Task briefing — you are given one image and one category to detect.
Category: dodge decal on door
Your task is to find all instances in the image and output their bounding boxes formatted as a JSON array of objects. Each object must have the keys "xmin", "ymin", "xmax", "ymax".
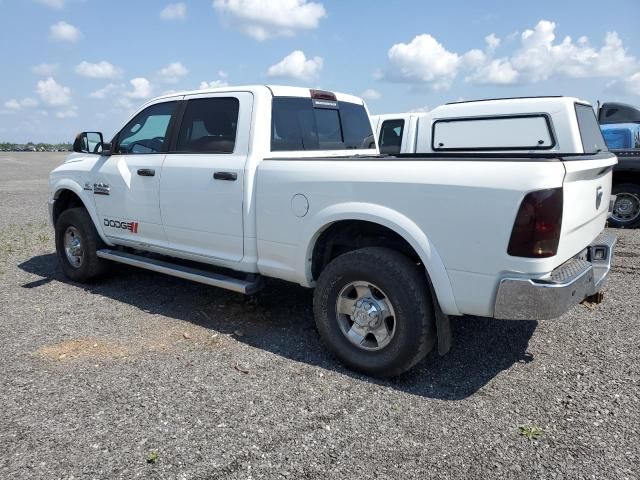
[{"xmin": 103, "ymin": 218, "xmax": 139, "ymax": 233}]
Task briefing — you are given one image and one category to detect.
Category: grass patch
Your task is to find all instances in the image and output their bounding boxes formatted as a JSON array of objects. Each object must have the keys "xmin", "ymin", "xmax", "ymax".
[{"xmin": 518, "ymin": 425, "xmax": 544, "ymax": 441}]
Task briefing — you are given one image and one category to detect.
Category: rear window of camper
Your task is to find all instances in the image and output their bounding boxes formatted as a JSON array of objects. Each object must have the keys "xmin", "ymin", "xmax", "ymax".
[{"xmin": 432, "ymin": 114, "xmax": 555, "ymax": 151}]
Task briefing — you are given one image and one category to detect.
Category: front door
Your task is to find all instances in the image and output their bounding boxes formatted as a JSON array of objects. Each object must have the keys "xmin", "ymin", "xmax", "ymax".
[
  {"xmin": 159, "ymin": 92, "xmax": 252, "ymax": 262},
  {"xmin": 93, "ymin": 100, "xmax": 179, "ymax": 247}
]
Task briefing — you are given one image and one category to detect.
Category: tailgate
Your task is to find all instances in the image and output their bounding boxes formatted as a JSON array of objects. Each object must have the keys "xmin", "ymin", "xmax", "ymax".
[{"xmin": 558, "ymin": 153, "xmax": 617, "ymax": 261}]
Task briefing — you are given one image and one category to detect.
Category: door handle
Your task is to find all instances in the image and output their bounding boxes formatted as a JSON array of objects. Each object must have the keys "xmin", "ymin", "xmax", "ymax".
[
  {"xmin": 213, "ymin": 171, "xmax": 237, "ymax": 181},
  {"xmin": 137, "ymin": 168, "xmax": 155, "ymax": 177}
]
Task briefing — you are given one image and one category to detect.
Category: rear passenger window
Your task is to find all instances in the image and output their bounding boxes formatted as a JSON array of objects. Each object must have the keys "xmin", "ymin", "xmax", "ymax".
[
  {"xmin": 271, "ymin": 97, "xmax": 374, "ymax": 151},
  {"xmin": 176, "ymin": 97, "xmax": 239, "ymax": 153},
  {"xmin": 432, "ymin": 115, "xmax": 555, "ymax": 151},
  {"xmin": 379, "ymin": 119, "xmax": 404, "ymax": 154},
  {"xmin": 575, "ymin": 104, "xmax": 607, "ymax": 153}
]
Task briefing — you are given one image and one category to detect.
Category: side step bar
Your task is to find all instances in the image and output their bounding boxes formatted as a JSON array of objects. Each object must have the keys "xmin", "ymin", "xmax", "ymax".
[{"xmin": 96, "ymin": 249, "xmax": 263, "ymax": 295}]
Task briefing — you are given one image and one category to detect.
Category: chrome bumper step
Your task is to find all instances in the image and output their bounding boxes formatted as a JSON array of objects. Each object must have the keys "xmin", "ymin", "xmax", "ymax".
[
  {"xmin": 96, "ymin": 249, "xmax": 263, "ymax": 295},
  {"xmin": 493, "ymin": 231, "xmax": 617, "ymax": 320}
]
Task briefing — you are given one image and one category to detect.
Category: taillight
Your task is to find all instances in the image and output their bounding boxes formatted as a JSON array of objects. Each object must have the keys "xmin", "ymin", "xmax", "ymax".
[{"xmin": 508, "ymin": 188, "xmax": 563, "ymax": 258}]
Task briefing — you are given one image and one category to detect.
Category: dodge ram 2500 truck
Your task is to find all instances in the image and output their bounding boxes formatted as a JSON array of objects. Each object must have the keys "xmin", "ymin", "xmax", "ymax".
[{"xmin": 49, "ymin": 88, "xmax": 617, "ymax": 377}]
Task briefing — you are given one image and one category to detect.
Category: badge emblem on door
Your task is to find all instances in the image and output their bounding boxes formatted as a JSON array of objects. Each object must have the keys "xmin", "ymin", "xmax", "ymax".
[{"xmin": 596, "ymin": 186, "xmax": 603, "ymax": 210}]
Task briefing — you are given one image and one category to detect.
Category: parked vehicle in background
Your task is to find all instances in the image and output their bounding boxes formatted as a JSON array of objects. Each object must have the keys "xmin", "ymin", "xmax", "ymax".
[
  {"xmin": 49, "ymin": 89, "xmax": 616, "ymax": 377},
  {"xmin": 371, "ymin": 96, "xmax": 606, "ymax": 155},
  {"xmin": 598, "ymin": 102, "xmax": 640, "ymax": 228}
]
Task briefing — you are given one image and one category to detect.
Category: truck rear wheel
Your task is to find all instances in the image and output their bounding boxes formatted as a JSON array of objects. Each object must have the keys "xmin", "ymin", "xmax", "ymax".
[
  {"xmin": 610, "ymin": 183, "xmax": 640, "ymax": 228},
  {"xmin": 313, "ymin": 247, "xmax": 435, "ymax": 378},
  {"xmin": 55, "ymin": 207, "xmax": 109, "ymax": 282}
]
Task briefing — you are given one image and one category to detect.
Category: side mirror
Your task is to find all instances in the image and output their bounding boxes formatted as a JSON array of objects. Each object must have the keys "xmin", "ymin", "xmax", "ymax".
[{"xmin": 73, "ymin": 132, "xmax": 110, "ymax": 155}]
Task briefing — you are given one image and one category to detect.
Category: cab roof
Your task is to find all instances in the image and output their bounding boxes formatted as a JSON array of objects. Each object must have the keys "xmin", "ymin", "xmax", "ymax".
[{"xmin": 150, "ymin": 85, "xmax": 364, "ymax": 105}]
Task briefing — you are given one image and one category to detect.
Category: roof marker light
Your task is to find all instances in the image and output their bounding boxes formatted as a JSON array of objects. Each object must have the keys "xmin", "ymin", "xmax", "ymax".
[{"xmin": 310, "ymin": 89, "xmax": 337, "ymax": 101}]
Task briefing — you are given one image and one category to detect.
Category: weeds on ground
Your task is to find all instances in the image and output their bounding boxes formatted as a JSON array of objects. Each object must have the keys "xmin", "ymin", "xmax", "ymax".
[{"xmin": 518, "ymin": 425, "xmax": 544, "ymax": 441}]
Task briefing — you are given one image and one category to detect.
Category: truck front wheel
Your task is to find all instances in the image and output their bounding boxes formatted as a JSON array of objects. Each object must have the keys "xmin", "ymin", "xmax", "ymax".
[
  {"xmin": 55, "ymin": 207, "xmax": 109, "ymax": 282},
  {"xmin": 610, "ymin": 183, "xmax": 640, "ymax": 228},
  {"xmin": 313, "ymin": 247, "xmax": 435, "ymax": 378}
]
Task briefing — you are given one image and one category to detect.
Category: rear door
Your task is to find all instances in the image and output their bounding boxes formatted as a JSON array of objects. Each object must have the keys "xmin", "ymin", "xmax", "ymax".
[
  {"xmin": 93, "ymin": 99, "xmax": 179, "ymax": 247},
  {"xmin": 159, "ymin": 92, "xmax": 252, "ymax": 262},
  {"xmin": 559, "ymin": 103, "xmax": 616, "ymax": 259}
]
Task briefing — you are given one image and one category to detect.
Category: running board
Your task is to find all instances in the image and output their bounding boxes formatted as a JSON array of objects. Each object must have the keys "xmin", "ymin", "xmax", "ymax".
[{"xmin": 96, "ymin": 249, "xmax": 263, "ymax": 295}]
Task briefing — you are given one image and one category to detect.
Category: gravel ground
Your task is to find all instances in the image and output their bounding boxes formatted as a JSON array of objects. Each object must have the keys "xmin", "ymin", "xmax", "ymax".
[{"xmin": 0, "ymin": 152, "xmax": 638, "ymax": 479}]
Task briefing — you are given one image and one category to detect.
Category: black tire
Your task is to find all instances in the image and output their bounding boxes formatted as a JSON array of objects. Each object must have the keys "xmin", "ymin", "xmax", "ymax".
[
  {"xmin": 55, "ymin": 207, "xmax": 109, "ymax": 282},
  {"xmin": 313, "ymin": 247, "xmax": 435, "ymax": 378},
  {"xmin": 609, "ymin": 183, "xmax": 640, "ymax": 228}
]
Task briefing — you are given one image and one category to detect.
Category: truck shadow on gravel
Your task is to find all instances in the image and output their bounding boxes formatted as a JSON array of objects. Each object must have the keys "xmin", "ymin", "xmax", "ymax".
[{"xmin": 20, "ymin": 253, "xmax": 536, "ymax": 400}]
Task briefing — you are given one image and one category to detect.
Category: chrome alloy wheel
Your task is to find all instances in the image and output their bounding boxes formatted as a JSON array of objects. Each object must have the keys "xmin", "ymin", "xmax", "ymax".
[
  {"xmin": 335, "ymin": 281, "xmax": 396, "ymax": 351},
  {"xmin": 63, "ymin": 226, "xmax": 84, "ymax": 268}
]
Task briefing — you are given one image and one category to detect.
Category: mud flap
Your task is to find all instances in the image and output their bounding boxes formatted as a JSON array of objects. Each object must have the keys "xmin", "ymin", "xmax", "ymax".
[{"xmin": 426, "ymin": 273, "xmax": 452, "ymax": 355}]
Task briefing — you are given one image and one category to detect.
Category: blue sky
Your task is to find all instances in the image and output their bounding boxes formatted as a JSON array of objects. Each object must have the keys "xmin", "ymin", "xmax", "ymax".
[{"xmin": 1, "ymin": 0, "xmax": 639, "ymax": 143}]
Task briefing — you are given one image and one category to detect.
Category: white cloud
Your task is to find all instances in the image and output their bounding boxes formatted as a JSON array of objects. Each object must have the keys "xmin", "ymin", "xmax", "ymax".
[
  {"xmin": 126, "ymin": 78, "xmax": 153, "ymax": 99},
  {"xmin": 36, "ymin": 77, "xmax": 72, "ymax": 106},
  {"xmin": 89, "ymin": 83, "xmax": 122, "ymax": 99},
  {"xmin": 32, "ymin": 63, "xmax": 59, "ymax": 76},
  {"xmin": 35, "ymin": 0, "xmax": 64, "ymax": 9},
  {"xmin": 218, "ymin": 70, "xmax": 228, "ymax": 78},
  {"xmin": 56, "ymin": 106, "xmax": 78, "ymax": 118},
  {"xmin": 383, "ymin": 34, "xmax": 460, "ymax": 90},
  {"xmin": 49, "ymin": 21, "xmax": 81, "ymax": 43},
  {"xmin": 381, "ymin": 20, "xmax": 640, "ymax": 89},
  {"xmin": 158, "ymin": 62, "xmax": 188, "ymax": 83},
  {"xmin": 0, "ymin": 98, "xmax": 37, "ymax": 113},
  {"xmin": 213, "ymin": 0, "xmax": 326, "ymax": 40},
  {"xmin": 4, "ymin": 99, "xmax": 21, "ymax": 110},
  {"xmin": 21, "ymin": 98, "xmax": 39, "ymax": 108},
  {"xmin": 466, "ymin": 58, "xmax": 519, "ymax": 85},
  {"xmin": 199, "ymin": 80, "xmax": 229, "ymax": 89},
  {"xmin": 267, "ymin": 50, "xmax": 323, "ymax": 81},
  {"xmin": 627, "ymin": 72, "xmax": 640, "ymax": 96},
  {"xmin": 160, "ymin": 2, "xmax": 187, "ymax": 20},
  {"xmin": 408, "ymin": 105, "xmax": 430, "ymax": 113},
  {"xmin": 75, "ymin": 61, "xmax": 122, "ymax": 79},
  {"xmin": 485, "ymin": 33, "xmax": 501, "ymax": 52},
  {"xmin": 510, "ymin": 21, "xmax": 638, "ymax": 82},
  {"xmin": 361, "ymin": 89, "xmax": 381, "ymax": 100}
]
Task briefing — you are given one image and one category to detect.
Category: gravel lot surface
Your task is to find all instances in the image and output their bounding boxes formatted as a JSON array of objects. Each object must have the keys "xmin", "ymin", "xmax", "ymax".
[{"xmin": 0, "ymin": 153, "xmax": 639, "ymax": 479}]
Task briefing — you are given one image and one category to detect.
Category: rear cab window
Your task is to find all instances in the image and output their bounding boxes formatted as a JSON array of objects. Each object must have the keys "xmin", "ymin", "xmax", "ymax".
[
  {"xmin": 271, "ymin": 96, "xmax": 374, "ymax": 152},
  {"xmin": 575, "ymin": 103, "xmax": 608, "ymax": 153}
]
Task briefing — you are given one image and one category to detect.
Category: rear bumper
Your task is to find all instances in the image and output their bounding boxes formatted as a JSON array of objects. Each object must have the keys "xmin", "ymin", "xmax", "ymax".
[{"xmin": 494, "ymin": 231, "xmax": 617, "ymax": 320}]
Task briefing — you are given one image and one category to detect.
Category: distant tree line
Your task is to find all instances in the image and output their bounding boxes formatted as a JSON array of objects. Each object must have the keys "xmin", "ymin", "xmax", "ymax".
[{"xmin": 0, "ymin": 141, "xmax": 72, "ymax": 151}]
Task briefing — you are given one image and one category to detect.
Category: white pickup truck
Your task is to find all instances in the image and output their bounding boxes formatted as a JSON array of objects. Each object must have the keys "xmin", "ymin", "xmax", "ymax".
[{"xmin": 49, "ymin": 87, "xmax": 617, "ymax": 377}]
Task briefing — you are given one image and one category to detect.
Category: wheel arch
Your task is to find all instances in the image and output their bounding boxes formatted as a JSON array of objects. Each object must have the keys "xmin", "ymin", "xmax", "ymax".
[
  {"xmin": 300, "ymin": 203, "xmax": 460, "ymax": 316},
  {"xmin": 51, "ymin": 180, "xmax": 111, "ymax": 245}
]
